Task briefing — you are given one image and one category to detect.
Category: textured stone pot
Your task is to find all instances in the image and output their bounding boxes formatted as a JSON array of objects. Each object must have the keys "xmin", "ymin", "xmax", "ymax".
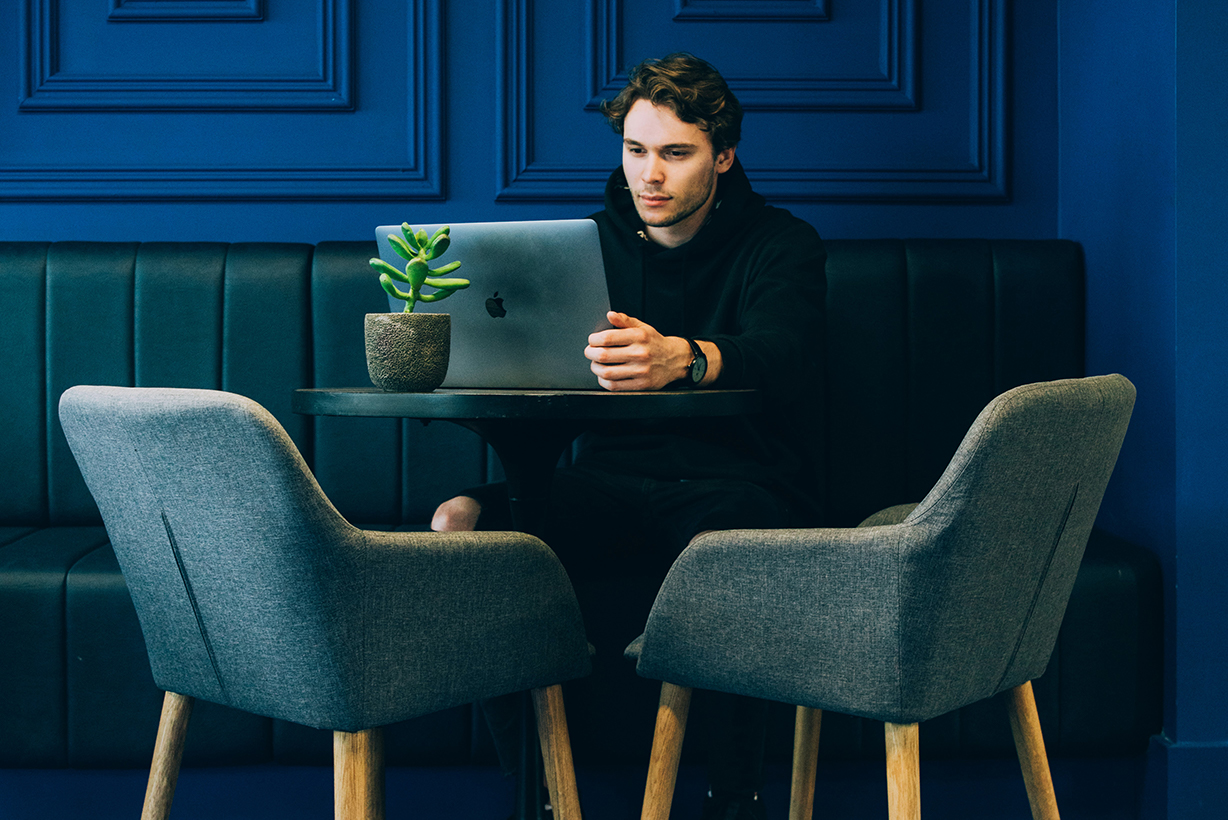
[{"xmin": 364, "ymin": 312, "xmax": 451, "ymax": 392}]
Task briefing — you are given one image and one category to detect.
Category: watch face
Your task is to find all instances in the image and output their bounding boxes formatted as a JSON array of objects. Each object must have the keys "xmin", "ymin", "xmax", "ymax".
[{"xmin": 690, "ymin": 355, "xmax": 707, "ymax": 384}]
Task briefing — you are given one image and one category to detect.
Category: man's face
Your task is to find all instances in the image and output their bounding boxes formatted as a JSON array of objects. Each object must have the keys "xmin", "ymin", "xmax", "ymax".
[{"xmin": 621, "ymin": 99, "xmax": 735, "ymax": 246}]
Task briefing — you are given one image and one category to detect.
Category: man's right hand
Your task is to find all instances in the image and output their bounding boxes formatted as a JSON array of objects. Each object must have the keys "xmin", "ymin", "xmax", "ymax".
[
  {"xmin": 586, "ymin": 311, "xmax": 721, "ymax": 391},
  {"xmin": 586, "ymin": 311, "xmax": 694, "ymax": 391}
]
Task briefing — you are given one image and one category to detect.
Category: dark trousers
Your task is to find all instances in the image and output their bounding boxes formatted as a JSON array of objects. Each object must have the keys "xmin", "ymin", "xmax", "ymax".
[{"xmin": 469, "ymin": 465, "xmax": 800, "ymax": 795}]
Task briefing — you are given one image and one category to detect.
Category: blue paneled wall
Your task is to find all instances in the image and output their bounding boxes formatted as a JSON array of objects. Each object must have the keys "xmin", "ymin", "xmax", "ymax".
[{"xmin": 0, "ymin": 0, "xmax": 1053, "ymax": 242}]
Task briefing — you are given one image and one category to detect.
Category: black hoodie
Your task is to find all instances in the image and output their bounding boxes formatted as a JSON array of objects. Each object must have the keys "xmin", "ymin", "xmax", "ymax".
[{"xmin": 577, "ymin": 158, "xmax": 827, "ymax": 522}]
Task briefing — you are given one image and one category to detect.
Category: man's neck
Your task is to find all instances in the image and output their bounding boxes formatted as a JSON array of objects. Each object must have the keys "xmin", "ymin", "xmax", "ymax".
[{"xmin": 644, "ymin": 199, "xmax": 719, "ymax": 249}]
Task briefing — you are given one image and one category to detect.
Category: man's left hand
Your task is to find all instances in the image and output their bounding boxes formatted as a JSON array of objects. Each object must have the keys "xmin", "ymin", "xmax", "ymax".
[{"xmin": 586, "ymin": 311, "xmax": 694, "ymax": 391}]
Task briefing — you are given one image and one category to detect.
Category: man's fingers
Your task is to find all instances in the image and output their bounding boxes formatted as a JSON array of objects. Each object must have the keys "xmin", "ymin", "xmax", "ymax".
[
  {"xmin": 589, "ymin": 327, "xmax": 650, "ymax": 348},
  {"xmin": 607, "ymin": 311, "xmax": 646, "ymax": 328},
  {"xmin": 589, "ymin": 313, "xmax": 658, "ymax": 347},
  {"xmin": 585, "ymin": 312, "xmax": 672, "ymax": 391}
]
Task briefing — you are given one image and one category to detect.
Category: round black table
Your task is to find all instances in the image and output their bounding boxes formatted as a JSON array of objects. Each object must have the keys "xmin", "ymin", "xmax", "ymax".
[
  {"xmin": 292, "ymin": 387, "xmax": 761, "ymax": 535},
  {"xmin": 292, "ymin": 386, "xmax": 761, "ymax": 820}
]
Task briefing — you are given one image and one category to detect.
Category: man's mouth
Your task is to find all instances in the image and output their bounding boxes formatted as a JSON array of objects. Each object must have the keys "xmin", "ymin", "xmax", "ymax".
[{"xmin": 638, "ymin": 192, "xmax": 670, "ymax": 207}]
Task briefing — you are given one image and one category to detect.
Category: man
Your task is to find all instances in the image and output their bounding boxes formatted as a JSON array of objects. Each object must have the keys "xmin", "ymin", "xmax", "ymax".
[{"xmin": 434, "ymin": 53, "xmax": 826, "ymax": 820}]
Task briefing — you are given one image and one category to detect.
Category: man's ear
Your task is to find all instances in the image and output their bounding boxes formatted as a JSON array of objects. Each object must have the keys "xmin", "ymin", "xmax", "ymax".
[{"xmin": 715, "ymin": 146, "xmax": 736, "ymax": 174}]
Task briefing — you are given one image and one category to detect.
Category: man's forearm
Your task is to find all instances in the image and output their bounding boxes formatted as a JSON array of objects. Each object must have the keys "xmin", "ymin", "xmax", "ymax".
[{"xmin": 694, "ymin": 338, "xmax": 722, "ymax": 386}]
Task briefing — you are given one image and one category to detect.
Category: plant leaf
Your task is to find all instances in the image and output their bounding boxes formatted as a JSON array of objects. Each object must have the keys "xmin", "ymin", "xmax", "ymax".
[
  {"xmin": 387, "ymin": 233, "xmax": 417, "ymax": 261},
  {"xmin": 407, "ymin": 259, "xmax": 429, "ymax": 290},
  {"xmin": 426, "ymin": 235, "xmax": 450, "ymax": 261},
  {"xmin": 370, "ymin": 258, "xmax": 410, "ymax": 283},
  {"xmin": 400, "ymin": 223, "xmax": 421, "ymax": 252},
  {"xmin": 423, "ymin": 277, "xmax": 470, "ymax": 289},
  {"xmin": 379, "ymin": 274, "xmax": 412, "ymax": 302},
  {"xmin": 418, "ymin": 289, "xmax": 461, "ymax": 302}
]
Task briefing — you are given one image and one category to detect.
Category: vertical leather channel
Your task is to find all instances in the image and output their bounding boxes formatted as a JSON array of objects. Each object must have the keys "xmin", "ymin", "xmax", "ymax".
[
  {"xmin": 134, "ymin": 243, "xmax": 227, "ymax": 390},
  {"xmin": 822, "ymin": 239, "xmax": 909, "ymax": 526},
  {"xmin": 904, "ymin": 239, "xmax": 996, "ymax": 502},
  {"xmin": 221, "ymin": 243, "xmax": 314, "ymax": 458},
  {"xmin": 46, "ymin": 242, "xmax": 139, "ymax": 525},
  {"xmin": 0, "ymin": 242, "xmax": 51, "ymax": 525}
]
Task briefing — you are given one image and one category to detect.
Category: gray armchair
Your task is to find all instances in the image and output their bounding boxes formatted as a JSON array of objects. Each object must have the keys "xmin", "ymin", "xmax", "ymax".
[
  {"xmin": 627, "ymin": 374, "xmax": 1136, "ymax": 820},
  {"xmin": 59, "ymin": 386, "xmax": 592, "ymax": 820}
]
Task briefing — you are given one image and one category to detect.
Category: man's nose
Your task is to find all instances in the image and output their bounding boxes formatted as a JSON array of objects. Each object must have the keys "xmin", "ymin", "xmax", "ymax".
[{"xmin": 641, "ymin": 154, "xmax": 665, "ymax": 183}]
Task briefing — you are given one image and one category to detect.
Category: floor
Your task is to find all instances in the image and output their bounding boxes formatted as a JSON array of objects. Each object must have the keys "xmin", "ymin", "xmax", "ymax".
[{"xmin": 0, "ymin": 756, "xmax": 1147, "ymax": 819}]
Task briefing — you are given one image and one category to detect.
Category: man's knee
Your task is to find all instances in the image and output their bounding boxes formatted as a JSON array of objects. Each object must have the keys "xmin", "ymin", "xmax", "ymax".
[{"xmin": 431, "ymin": 495, "xmax": 482, "ymax": 532}]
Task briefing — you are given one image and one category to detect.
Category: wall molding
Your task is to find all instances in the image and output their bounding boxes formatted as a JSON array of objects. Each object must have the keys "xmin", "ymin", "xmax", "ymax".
[
  {"xmin": 2, "ymin": 0, "xmax": 444, "ymax": 201},
  {"xmin": 587, "ymin": 0, "xmax": 915, "ymax": 112},
  {"xmin": 20, "ymin": 0, "xmax": 350, "ymax": 110},
  {"xmin": 108, "ymin": 0, "xmax": 265, "ymax": 22},
  {"xmin": 672, "ymin": 0, "xmax": 829, "ymax": 22},
  {"xmin": 498, "ymin": 0, "xmax": 1006, "ymax": 203}
]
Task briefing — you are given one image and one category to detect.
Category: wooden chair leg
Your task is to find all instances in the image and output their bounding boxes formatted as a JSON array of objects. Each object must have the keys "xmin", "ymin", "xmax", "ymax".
[
  {"xmin": 789, "ymin": 706, "xmax": 823, "ymax": 820},
  {"xmin": 884, "ymin": 722, "xmax": 920, "ymax": 820},
  {"xmin": 1007, "ymin": 681, "xmax": 1061, "ymax": 820},
  {"xmin": 641, "ymin": 682, "xmax": 692, "ymax": 820},
  {"xmin": 141, "ymin": 691, "xmax": 194, "ymax": 820},
  {"xmin": 533, "ymin": 684, "xmax": 582, "ymax": 820},
  {"xmin": 334, "ymin": 727, "xmax": 385, "ymax": 820}
]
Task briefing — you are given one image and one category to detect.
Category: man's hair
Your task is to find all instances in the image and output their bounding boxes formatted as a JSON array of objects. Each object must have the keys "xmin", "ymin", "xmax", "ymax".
[{"xmin": 601, "ymin": 53, "xmax": 743, "ymax": 154}]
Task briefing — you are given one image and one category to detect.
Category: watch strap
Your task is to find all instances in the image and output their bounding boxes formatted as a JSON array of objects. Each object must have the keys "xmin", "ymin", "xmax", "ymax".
[{"xmin": 684, "ymin": 337, "xmax": 706, "ymax": 387}]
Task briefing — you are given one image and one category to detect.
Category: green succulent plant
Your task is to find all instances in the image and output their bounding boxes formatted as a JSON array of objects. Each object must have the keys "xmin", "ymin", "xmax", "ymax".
[{"xmin": 370, "ymin": 223, "xmax": 469, "ymax": 313}]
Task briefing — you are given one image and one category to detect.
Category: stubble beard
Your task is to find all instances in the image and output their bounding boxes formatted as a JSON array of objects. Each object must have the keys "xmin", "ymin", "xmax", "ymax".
[{"xmin": 632, "ymin": 167, "xmax": 718, "ymax": 230}]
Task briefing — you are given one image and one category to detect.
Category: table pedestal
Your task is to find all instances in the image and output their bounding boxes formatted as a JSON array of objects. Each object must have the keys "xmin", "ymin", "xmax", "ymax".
[{"xmin": 448, "ymin": 418, "xmax": 584, "ymax": 537}]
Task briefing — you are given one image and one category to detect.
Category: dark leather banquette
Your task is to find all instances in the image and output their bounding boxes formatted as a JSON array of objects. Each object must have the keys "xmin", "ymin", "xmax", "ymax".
[{"xmin": 0, "ymin": 239, "xmax": 1160, "ymax": 770}]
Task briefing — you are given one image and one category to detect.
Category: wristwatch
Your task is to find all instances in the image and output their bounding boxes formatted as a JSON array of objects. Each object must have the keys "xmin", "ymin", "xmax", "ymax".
[{"xmin": 683, "ymin": 338, "xmax": 707, "ymax": 387}]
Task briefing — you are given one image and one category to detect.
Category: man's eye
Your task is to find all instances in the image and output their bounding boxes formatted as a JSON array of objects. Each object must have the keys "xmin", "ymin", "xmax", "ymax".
[{"xmin": 668, "ymin": 151, "xmax": 691, "ymax": 159}]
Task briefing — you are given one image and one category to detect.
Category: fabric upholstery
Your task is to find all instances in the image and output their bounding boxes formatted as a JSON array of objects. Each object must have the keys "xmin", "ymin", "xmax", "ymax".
[
  {"xmin": 633, "ymin": 375, "xmax": 1136, "ymax": 725},
  {"xmin": 58, "ymin": 385, "xmax": 591, "ymax": 733}
]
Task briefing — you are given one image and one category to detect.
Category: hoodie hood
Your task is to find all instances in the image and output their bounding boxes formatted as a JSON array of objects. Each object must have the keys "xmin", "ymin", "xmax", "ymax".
[{"xmin": 591, "ymin": 157, "xmax": 773, "ymax": 332}]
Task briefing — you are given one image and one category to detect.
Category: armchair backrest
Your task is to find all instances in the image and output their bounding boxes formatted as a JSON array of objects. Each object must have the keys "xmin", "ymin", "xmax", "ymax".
[
  {"xmin": 59, "ymin": 384, "xmax": 592, "ymax": 731},
  {"xmin": 58, "ymin": 386, "xmax": 360, "ymax": 721},
  {"xmin": 634, "ymin": 375, "xmax": 1136, "ymax": 725},
  {"xmin": 895, "ymin": 374, "xmax": 1135, "ymax": 715}
]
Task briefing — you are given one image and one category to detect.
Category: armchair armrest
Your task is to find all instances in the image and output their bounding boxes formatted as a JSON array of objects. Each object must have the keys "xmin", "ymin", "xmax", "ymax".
[
  {"xmin": 634, "ymin": 525, "xmax": 910, "ymax": 719},
  {"xmin": 321, "ymin": 528, "xmax": 592, "ymax": 728}
]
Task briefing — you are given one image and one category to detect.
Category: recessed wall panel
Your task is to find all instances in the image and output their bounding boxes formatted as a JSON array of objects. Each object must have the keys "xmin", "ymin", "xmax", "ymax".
[
  {"xmin": 593, "ymin": 0, "xmax": 915, "ymax": 111},
  {"xmin": 23, "ymin": 0, "xmax": 348, "ymax": 110},
  {"xmin": 500, "ymin": 0, "xmax": 1006, "ymax": 202},
  {"xmin": 5, "ymin": 0, "xmax": 443, "ymax": 201},
  {"xmin": 673, "ymin": 0, "xmax": 830, "ymax": 22},
  {"xmin": 108, "ymin": 0, "xmax": 265, "ymax": 22}
]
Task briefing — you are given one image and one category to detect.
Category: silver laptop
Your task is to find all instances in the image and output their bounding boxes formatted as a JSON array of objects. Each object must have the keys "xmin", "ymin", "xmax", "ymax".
[{"xmin": 375, "ymin": 219, "xmax": 612, "ymax": 389}]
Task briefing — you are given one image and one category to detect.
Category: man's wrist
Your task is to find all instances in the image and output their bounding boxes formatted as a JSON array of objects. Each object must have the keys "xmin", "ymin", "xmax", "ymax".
[
  {"xmin": 694, "ymin": 339, "xmax": 721, "ymax": 386},
  {"xmin": 673, "ymin": 337, "xmax": 707, "ymax": 388}
]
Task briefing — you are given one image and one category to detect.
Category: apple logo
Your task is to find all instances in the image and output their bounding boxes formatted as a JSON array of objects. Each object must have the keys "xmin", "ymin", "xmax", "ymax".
[{"xmin": 485, "ymin": 291, "xmax": 507, "ymax": 318}]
